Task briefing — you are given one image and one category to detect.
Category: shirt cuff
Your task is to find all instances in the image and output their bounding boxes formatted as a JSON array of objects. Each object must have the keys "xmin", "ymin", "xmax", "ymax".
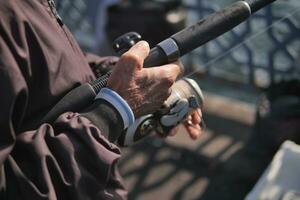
[{"xmin": 95, "ymin": 88, "xmax": 135, "ymax": 129}]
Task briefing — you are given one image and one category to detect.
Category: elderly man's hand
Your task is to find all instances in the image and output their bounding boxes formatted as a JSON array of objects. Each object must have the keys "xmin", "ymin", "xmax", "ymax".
[
  {"xmin": 107, "ymin": 41, "xmax": 182, "ymax": 118},
  {"xmin": 169, "ymin": 109, "xmax": 203, "ymax": 140}
]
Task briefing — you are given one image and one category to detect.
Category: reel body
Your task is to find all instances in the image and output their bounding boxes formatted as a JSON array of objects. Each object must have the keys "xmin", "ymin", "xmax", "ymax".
[{"xmin": 118, "ymin": 78, "xmax": 204, "ymax": 146}]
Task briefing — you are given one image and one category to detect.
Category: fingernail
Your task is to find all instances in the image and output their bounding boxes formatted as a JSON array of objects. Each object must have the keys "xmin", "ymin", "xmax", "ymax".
[
  {"xmin": 197, "ymin": 109, "xmax": 202, "ymax": 118},
  {"xmin": 186, "ymin": 120, "xmax": 193, "ymax": 126},
  {"xmin": 137, "ymin": 41, "xmax": 149, "ymax": 49}
]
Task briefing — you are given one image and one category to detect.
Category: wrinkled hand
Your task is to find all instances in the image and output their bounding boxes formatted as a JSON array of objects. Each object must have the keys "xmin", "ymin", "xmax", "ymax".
[
  {"xmin": 107, "ymin": 41, "xmax": 182, "ymax": 118},
  {"xmin": 169, "ymin": 109, "xmax": 203, "ymax": 140}
]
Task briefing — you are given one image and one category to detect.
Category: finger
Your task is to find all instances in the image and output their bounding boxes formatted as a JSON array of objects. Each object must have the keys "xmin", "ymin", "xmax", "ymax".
[
  {"xmin": 184, "ymin": 119, "xmax": 202, "ymax": 139},
  {"xmin": 194, "ymin": 109, "xmax": 206, "ymax": 129},
  {"xmin": 155, "ymin": 60, "xmax": 183, "ymax": 83},
  {"xmin": 191, "ymin": 109, "xmax": 201, "ymax": 125},
  {"xmin": 122, "ymin": 41, "xmax": 150, "ymax": 70},
  {"xmin": 171, "ymin": 60, "xmax": 184, "ymax": 75},
  {"xmin": 164, "ymin": 60, "xmax": 184, "ymax": 76},
  {"xmin": 185, "ymin": 123, "xmax": 202, "ymax": 140},
  {"xmin": 186, "ymin": 114, "xmax": 192, "ymax": 122},
  {"xmin": 169, "ymin": 125, "xmax": 180, "ymax": 136}
]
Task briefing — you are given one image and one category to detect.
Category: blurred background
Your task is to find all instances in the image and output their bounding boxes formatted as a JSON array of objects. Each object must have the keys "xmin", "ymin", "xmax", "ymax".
[{"xmin": 55, "ymin": 0, "xmax": 300, "ymax": 199}]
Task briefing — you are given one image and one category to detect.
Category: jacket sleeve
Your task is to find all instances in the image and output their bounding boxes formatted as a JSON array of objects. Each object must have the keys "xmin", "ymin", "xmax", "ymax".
[{"xmin": 0, "ymin": 6, "xmax": 127, "ymax": 200}]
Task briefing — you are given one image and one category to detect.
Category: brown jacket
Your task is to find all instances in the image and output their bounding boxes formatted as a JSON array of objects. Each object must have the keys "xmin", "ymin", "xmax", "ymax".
[{"xmin": 0, "ymin": 0, "xmax": 127, "ymax": 199}]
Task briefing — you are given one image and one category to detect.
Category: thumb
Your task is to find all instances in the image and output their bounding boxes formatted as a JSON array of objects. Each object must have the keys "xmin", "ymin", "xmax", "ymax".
[{"xmin": 121, "ymin": 41, "xmax": 150, "ymax": 71}]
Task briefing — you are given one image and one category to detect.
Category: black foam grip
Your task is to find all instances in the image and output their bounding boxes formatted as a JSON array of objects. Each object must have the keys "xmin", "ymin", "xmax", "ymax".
[
  {"xmin": 171, "ymin": 1, "xmax": 251, "ymax": 56},
  {"xmin": 143, "ymin": 47, "xmax": 168, "ymax": 68}
]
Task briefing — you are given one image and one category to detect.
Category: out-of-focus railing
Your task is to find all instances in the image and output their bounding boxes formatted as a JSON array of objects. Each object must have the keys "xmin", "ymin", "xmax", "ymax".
[
  {"xmin": 56, "ymin": 0, "xmax": 300, "ymax": 88},
  {"xmin": 55, "ymin": 0, "xmax": 95, "ymax": 50},
  {"xmin": 184, "ymin": 0, "xmax": 300, "ymax": 88}
]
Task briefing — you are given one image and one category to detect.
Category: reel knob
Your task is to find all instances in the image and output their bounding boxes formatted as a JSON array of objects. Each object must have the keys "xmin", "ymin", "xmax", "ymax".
[{"xmin": 112, "ymin": 32, "xmax": 142, "ymax": 55}]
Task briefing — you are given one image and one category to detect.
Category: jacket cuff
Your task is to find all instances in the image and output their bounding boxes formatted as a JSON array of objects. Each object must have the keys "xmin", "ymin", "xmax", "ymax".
[
  {"xmin": 95, "ymin": 88, "xmax": 135, "ymax": 129},
  {"xmin": 80, "ymin": 88, "xmax": 135, "ymax": 143},
  {"xmin": 80, "ymin": 99, "xmax": 124, "ymax": 142}
]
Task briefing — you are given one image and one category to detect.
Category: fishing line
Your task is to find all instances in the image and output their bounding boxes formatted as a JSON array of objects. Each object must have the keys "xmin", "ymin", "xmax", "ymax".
[{"xmin": 185, "ymin": 3, "xmax": 300, "ymax": 78}]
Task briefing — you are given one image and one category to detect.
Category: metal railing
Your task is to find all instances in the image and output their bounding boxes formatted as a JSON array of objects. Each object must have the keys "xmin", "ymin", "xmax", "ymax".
[{"xmin": 184, "ymin": 0, "xmax": 300, "ymax": 87}]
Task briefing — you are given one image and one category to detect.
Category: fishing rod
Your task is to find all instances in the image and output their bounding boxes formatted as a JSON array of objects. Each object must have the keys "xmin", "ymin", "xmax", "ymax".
[{"xmin": 42, "ymin": 0, "xmax": 277, "ymax": 125}]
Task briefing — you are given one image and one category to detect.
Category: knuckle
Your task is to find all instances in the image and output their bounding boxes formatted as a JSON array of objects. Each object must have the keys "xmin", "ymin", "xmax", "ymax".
[
  {"xmin": 160, "ymin": 68, "xmax": 176, "ymax": 86},
  {"xmin": 151, "ymin": 68, "xmax": 176, "ymax": 87},
  {"xmin": 121, "ymin": 53, "xmax": 141, "ymax": 65},
  {"xmin": 160, "ymin": 88, "xmax": 172, "ymax": 101},
  {"xmin": 163, "ymin": 75, "xmax": 175, "ymax": 87},
  {"xmin": 165, "ymin": 88, "xmax": 172, "ymax": 98}
]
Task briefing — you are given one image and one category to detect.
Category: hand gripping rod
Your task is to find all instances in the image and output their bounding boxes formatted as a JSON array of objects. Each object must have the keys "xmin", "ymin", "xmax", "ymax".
[{"xmin": 41, "ymin": 0, "xmax": 276, "ymax": 124}]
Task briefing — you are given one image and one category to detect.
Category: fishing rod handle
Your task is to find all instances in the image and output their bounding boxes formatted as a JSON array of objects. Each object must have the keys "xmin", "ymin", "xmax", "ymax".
[{"xmin": 143, "ymin": 0, "xmax": 276, "ymax": 67}]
